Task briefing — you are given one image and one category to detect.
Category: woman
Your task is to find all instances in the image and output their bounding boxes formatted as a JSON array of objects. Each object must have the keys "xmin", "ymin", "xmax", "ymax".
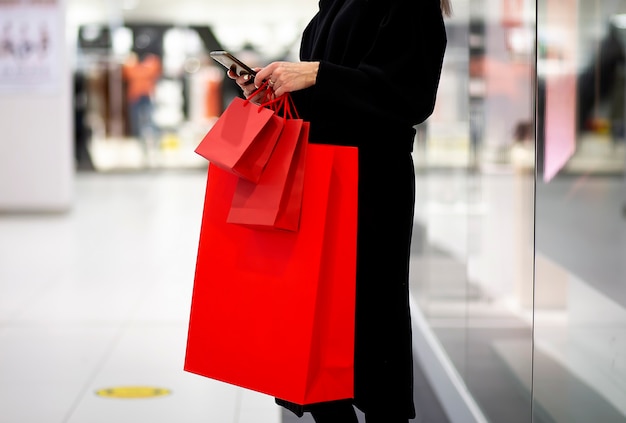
[{"xmin": 232, "ymin": 0, "xmax": 450, "ymax": 421}]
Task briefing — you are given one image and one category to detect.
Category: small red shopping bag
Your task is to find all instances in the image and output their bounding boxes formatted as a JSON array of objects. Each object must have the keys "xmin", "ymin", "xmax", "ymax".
[
  {"xmin": 185, "ymin": 143, "xmax": 358, "ymax": 405},
  {"xmin": 227, "ymin": 95, "xmax": 309, "ymax": 231},
  {"xmin": 195, "ymin": 89, "xmax": 283, "ymax": 183}
]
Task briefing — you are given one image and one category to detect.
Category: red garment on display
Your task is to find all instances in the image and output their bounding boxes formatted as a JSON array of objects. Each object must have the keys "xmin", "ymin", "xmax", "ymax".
[{"xmin": 122, "ymin": 54, "xmax": 161, "ymax": 102}]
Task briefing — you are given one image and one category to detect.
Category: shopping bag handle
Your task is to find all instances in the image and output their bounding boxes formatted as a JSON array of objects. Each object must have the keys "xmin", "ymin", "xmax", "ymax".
[
  {"xmin": 242, "ymin": 82, "xmax": 301, "ymax": 119},
  {"xmin": 265, "ymin": 93, "xmax": 300, "ymax": 119},
  {"xmin": 243, "ymin": 80, "xmax": 273, "ymax": 113},
  {"xmin": 284, "ymin": 94, "xmax": 300, "ymax": 119}
]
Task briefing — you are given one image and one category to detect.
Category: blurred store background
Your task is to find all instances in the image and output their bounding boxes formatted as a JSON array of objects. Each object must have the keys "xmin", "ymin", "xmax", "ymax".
[{"xmin": 65, "ymin": 0, "xmax": 319, "ymax": 172}]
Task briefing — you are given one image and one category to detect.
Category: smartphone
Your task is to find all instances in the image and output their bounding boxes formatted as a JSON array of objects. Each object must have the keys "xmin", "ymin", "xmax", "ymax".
[{"xmin": 210, "ymin": 50, "xmax": 257, "ymax": 78}]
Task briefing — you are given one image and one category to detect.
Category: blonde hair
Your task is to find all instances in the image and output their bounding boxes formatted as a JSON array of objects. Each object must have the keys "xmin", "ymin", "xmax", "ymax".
[{"xmin": 441, "ymin": 0, "xmax": 452, "ymax": 17}]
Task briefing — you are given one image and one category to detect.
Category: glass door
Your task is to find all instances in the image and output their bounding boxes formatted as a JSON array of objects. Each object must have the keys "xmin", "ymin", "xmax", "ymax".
[{"xmin": 533, "ymin": 0, "xmax": 626, "ymax": 421}]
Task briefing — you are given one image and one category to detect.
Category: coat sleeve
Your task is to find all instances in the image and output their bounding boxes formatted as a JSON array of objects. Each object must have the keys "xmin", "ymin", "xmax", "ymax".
[{"xmin": 294, "ymin": 0, "xmax": 447, "ymax": 132}]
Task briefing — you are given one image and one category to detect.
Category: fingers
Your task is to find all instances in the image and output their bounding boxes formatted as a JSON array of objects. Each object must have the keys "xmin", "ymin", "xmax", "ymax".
[
  {"xmin": 254, "ymin": 62, "xmax": 278, "ymax": 88},
  {"xmin": 241, "ymin": 73, "xmax": 254, "ymax": 86},
  {"xmin": 273, "ymin": 86, "xmax": 287, "ymax": 98},
  {"xmin": 236, "ymin": 62, "xmax": 312, "ymax": 99},
  {"xmin": 241, "ymin": 80, "xmax": 257, "ymax": 98},
  {"xmin": 232, "ymin": 73, "xmax": 252, "ymax": 86},
  {"xmin": 253, "ymin": 61, "xmax": 318, "ymax": 96},
  {"xmin": 229, "ymin": 67, "xmax": 263, "ymax": 99}
]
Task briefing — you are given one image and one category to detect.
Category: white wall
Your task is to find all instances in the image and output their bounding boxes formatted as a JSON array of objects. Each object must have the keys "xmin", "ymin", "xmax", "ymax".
[{"xmin": 0, "ymin": 0, "xmax": 73, "ymax": 212}]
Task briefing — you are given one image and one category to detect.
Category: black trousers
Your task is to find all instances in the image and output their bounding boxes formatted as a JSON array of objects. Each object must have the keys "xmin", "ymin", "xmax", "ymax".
[{"xmin": 309, "ymin": 400, "xmax": 409, "ymax": 423}]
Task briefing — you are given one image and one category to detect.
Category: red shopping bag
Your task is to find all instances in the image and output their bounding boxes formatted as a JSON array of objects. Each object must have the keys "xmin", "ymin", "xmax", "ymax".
[
  {"xmin": 227, "ymin": 119, "xmax": 309, "ymax": 232},
  {"xmin": 184, "ymin": 143, "xmax": 358, "ymax": 405},
  {"xmin": 195, "ymin": 96, "xmax": 283, "ymax": 183}
]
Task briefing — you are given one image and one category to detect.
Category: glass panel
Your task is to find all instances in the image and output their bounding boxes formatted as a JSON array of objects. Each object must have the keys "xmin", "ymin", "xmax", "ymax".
[
  {"xmin": 411, "ymin": 0, "xmax": 536, "ymax": 421},
  {"xmin": 534, "ymin": 0, "xmax": 626, "ymax": 421}
]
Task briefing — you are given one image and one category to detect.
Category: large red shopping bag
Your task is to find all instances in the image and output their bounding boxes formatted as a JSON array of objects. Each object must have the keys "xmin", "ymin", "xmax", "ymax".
[
  {"xmin": 184, "ymin": 143, "xmax": 358, "ymax": 405},
  {"xmin": 227, "ymin": 119, "xmax": 309, "ymax": 231},
  {"xmin": 195, "ymin": 96, "xmax": 283, "ymax": 183}
]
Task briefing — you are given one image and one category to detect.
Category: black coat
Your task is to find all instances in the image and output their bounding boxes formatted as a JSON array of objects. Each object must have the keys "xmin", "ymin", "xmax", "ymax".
[{"xmin": 284, "ymin": 0, "xmax": 446, "ymax": 418}]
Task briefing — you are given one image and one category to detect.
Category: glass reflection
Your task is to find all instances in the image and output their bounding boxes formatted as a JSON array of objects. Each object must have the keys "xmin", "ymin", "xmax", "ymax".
[
  {"xmin": 534, "ymin": 0, "xmax": 626, "ymax": 421},
  {"xmin": 411, "ymin": 0, "xmax": 535, "ymax": 422}
]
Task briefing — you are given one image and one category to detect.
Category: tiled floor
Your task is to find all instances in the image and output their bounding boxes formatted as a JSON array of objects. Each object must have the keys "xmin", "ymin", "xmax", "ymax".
[
  {"xmin": 0, "ymin": 166, "xmax": 452, "ymax": 423},
  {"xmin": 3, "ymin": 160, "xmax": 623, "ymax": 423},
  {"xmin": 0, "ymin": 150, "xmax": 454, "ymax": 423},
  {"xmin": 0, "ymin": 170, "xmax": 281, "ymax": 423}
]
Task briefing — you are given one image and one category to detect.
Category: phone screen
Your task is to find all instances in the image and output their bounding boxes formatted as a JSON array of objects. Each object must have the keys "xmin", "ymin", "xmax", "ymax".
[{"xmin": 210, "ymin": 51, "xmax": 257, "ymax": 77}]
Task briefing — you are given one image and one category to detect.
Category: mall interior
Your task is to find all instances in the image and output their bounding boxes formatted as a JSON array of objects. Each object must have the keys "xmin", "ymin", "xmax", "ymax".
[{"xmin": 1, "ymin": 0, "xmax": 625, "ymax": 422}]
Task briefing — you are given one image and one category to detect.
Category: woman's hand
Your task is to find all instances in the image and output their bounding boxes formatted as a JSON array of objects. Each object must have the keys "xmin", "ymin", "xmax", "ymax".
[
  {"xmin": 255, "ymin": 61, "xmax": 319, "ymax": 97},
  {"xmin": 228, "ymin": 68, "xmax": 263, "ymax": 100},
  {"xmin": 227, "ymin": 61, "xmax": 319, "ymax": 99}
]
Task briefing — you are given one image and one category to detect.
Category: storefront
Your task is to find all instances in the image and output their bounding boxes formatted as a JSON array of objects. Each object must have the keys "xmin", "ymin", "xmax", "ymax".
[{"xmin": 414, "ymin": 1, "xmax": 626, "ymax": 422}]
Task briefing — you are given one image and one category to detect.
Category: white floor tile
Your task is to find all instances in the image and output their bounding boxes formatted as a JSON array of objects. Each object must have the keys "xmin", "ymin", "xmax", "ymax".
[
  {"xmin": 0, "ymin": 326, "xmax": 120, "ymax": 423},
  {"xmin": 0, "ymin": 384, "xmax": 79, "ymax": 423},
  {"xmin": 0, "ymin": 171, "xmax": 279, "ymax": 423},
  {"xmin": 237, "ymin": 389, "xmax": 282, "ymax": 423},
  {"xmin": 66, "ymin": 325, "xmax": 243, "ymax": 423}
]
